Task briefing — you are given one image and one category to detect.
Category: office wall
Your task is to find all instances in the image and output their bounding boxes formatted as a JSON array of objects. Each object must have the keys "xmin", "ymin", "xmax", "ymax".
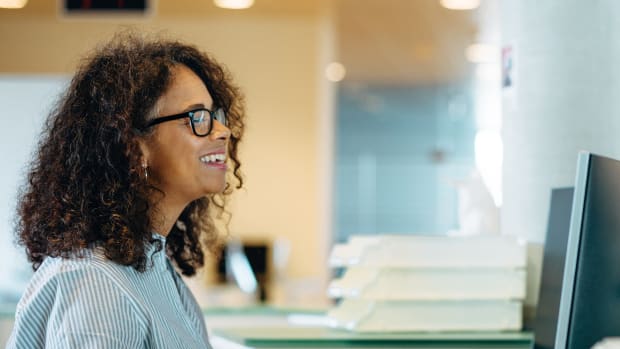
[
  {"xmin": 0, "ymin": 77, "xmax": 69, "ymax": 301},
  {"xmin": 335, "ymin": 83, "xmax": 476, "ymax": 240},
  {"xmin": 500, "ymin": 0, "xmax": 620, "ymax": 308},
  {"xmin": 0, "ymin": 5, "xmax": 334, "ymax": 291}
]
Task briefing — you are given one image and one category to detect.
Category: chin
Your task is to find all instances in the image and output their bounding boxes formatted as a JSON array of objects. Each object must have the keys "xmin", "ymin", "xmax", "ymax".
[{"xmin": 204, "ymin": 183, "xmax": 227, "ymax": 195}]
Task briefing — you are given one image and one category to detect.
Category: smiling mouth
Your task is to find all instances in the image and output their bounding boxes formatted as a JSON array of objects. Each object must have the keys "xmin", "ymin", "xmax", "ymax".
[{"xmin": 200, "ymin": 153, "xmax": 226, "ymax": 165}]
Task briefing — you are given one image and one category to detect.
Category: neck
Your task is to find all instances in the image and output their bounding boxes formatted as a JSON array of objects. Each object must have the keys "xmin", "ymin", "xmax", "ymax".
[{"xmin": 150, "ymin": 195, "xmax": 187, "ymax": 237}]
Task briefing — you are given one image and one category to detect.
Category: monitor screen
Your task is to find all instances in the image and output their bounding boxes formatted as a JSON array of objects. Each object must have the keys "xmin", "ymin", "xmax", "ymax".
[
  {"xmin": 556, "ymin": 152, "xmax": 620, "ymax": 348},
  {"xmin": 533, "ymin": 187, "xmax": 574, "ymax": 349}
]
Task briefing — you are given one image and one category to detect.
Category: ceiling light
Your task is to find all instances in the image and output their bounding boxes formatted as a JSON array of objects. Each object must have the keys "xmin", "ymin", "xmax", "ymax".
[
  {"xmin": 325, "ymin": 62, "xmax": 346, "ymax": 82},
  {"xmin": 0, "ymin": 0, "xmax": 27, "ymax": 9},
  {"xmin": 213, "ymin": 0, "xmax": 254, "ymax": 10},
  {"xmin": 439, "ymin": 0, "xmax": 480, "ymax": 10}
]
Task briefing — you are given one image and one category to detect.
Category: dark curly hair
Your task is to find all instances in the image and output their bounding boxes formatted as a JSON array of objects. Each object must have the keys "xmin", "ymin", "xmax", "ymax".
[{"xmin": 16, "ymin": 32, "xmax": 245, "ymax": 276}]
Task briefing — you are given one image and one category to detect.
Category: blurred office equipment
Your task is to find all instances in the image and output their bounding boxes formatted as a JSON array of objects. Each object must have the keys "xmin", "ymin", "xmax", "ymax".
[
  {"xmin": 554, "ymin": 152, "xmax": 620, "ymax": 348},
  {"xmin": 217, "ymin": 240, "xmax": 270, "ymax": 303},
  {"xmin": 327, "ymin": 234, "xmax": 526, "ymax": 332},
  {"xmin": 531, "ymin": 187, "xmax": 573, "ymax": 349}
]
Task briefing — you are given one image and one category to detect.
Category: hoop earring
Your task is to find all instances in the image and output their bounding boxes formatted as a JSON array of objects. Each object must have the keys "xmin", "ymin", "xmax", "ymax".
[
  {"xmin": 175, "ymin": 220, "xmax": 187, "ymax": 232},
  {"xmin": 142, "ymin": 163, "xmax": 149, "ymax": 181}
]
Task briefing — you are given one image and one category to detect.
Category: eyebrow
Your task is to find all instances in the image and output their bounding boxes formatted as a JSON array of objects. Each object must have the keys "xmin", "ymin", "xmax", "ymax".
[
  {"xmin": 186, "ymin": 100, "xmax": 217, "ymax": 110},
  {"xmin": 181, "ymin": 103, "xmax": 208, "ymax": 112}
]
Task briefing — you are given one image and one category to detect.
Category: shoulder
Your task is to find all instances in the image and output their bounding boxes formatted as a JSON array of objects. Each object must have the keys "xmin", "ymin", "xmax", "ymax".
[
  {"xmin": 17, "ymin": 251, "xmax": 149, "ymax": 320},
  {"xmin": 23, "ymin": 251, "xmax": 129, "ymax": 297},
  {"xmin": 10, "ymin": 252, "xmax": 150, "ymax": 348}
]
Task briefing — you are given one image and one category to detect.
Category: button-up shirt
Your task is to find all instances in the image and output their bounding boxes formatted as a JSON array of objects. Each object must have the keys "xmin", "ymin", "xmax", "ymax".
[{"xmin": 6, "ymin": 234, "xmax": 212, "ymax": 349}]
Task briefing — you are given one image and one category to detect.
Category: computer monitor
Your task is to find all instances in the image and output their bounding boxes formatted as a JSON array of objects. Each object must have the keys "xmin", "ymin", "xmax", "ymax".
[
  {"xmin": 555, "ymin": 152, "xmax": 620, "ymax": 348},
  {"xmin": 533, "ymin": 187, "xmax": 574, "ymax": 349},
  {"xmin": 216, "ymin": 242, "xmax": 270, "ymax": 302}
]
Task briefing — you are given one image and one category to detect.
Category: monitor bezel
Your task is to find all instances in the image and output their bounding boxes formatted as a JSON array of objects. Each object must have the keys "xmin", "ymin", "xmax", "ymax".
[{"xmin": 554, "ymin": 151, "xmax": 590, "ymax": 348}]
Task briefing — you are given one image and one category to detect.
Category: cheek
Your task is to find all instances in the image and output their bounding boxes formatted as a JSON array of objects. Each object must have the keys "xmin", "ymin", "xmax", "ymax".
[
  {"xmin": 147, "ymin": 140, "xmax": 189, "ymax": 179},
  {"xmin": 159, "ymin": 145, "xmax": 194, "ymax": 172},
  {"xmin": 146, "ymin": 126, "xmax": 211, "ymax": 181}
]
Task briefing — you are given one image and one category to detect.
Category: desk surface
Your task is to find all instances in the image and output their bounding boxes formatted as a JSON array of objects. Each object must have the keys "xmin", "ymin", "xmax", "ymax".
[
  {"xmin": 1, "ymin": 305, "xmax": 534, "ymax": 349},
  {"xmin": 214, "ymin": 327, "xmax": 532, "ymax": 348},
  {"xmin": 207, "ymin": 307, "xmax": 533, "ymax": 349}
]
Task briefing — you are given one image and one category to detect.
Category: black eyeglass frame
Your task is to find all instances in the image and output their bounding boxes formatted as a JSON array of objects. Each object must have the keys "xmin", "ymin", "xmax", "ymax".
[{"xmin": 145, "ymin": 107, "xmax": 227, "ymax": 137}]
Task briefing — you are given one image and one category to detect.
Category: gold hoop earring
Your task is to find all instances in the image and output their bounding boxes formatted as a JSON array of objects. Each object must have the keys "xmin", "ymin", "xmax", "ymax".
[{"xmin": 142, "ymin": 163, "xmax": 149, "ymax": 181}]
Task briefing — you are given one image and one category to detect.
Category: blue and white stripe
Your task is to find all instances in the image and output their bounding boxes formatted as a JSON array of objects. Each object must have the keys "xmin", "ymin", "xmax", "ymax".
[{"xmin": 6, "ymin": 235, "xmax": 212, "ymax": 349}]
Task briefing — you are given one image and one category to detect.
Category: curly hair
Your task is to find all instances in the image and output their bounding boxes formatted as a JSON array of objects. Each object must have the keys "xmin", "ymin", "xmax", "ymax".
[{"xmin": 16, "ymin": 32, "xmax": 245, "ymax": 276}]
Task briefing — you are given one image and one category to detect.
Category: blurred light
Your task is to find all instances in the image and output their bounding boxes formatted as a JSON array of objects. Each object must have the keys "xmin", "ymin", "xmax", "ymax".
[
  {"xmin": 325, "ymin": 62, "xmax": 346, "ymax": 82},
  {"xmin": 226, "ymin": 242, "xmax": 258, "ymax": 294},
  {"xmin": 475, "ymin": 130, "xmax": 503, "ymax": 206},
  {"xmin": 466, "ymin": 43, "xmax": 499, "ymax": 63},
  {"xmin": 439, "ymin": 0, "xmax": 480, "ymax": 10},
  {"xmin": 475, "ymin": 63, "xmax": 501, "ymax": 82},
  {"xmin": 0, "ymin": 0, "xmax": 27, "ymax": 8},
  {"xmin": 214, "ymin": 0, "xmax": 254, "ymax": 10}
]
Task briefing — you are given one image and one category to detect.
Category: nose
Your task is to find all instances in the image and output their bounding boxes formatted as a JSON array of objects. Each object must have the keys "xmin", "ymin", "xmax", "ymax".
[{"xmin": 210, "ymin": 119, "xmax": 231, "ymax": 141}]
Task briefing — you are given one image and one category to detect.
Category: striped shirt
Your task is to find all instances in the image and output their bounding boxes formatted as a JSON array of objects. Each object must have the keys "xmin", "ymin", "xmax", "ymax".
[{"xmin": 6, "ymin": 234, "xmax": 212, "ymax": 349}]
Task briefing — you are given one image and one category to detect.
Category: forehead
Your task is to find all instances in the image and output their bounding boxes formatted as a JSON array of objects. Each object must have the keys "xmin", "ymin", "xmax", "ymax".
[{"xmin": 157, "ymin": 64, "xmax": 213, "ymax": 114}]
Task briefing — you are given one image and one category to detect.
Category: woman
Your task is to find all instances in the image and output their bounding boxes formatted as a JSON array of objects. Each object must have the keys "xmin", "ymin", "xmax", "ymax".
[{"xmin": 7, "ymin": 32, "xmax": 245, "ymax": 348}]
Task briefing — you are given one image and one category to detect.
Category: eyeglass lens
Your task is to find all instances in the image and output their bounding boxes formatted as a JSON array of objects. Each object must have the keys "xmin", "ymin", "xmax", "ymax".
[{"xmin": 190, "ymin": 109, "xmax": 227, "ymax": 136}]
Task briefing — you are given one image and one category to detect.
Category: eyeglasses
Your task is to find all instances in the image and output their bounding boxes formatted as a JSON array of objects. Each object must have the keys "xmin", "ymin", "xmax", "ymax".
[{"xmin": 145, "ymin": 107, "xmax": 227, "ymax": 137}]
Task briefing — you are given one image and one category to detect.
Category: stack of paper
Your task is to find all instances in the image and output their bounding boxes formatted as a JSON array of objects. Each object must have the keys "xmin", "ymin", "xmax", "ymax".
[{"xmin": 326, "ymin": 234, "xmax": 527, "ymax": 332}]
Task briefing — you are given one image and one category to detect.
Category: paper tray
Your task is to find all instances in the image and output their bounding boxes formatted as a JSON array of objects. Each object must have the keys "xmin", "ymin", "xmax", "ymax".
[
  {"xmin": 327, "ymin": 299, "xmax": 522, "ymax": 332},
  {"xmin": 328, "ymin": 267, "xmax": 526, "ymax": 300}
]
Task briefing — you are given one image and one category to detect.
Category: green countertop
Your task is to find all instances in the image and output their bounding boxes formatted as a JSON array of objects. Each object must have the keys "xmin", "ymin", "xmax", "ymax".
[
  {"xmin": 214, "ymin": 326, "xmax": 533, "ymax": 348},
  {"xmin": 207, "ymin": 305, "xmax": 533, "ymax": 348}
]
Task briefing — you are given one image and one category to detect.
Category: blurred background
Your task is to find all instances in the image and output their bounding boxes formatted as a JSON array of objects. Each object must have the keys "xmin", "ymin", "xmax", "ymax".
[{"xmin": 2, "ymin": 0, "xmax": 620, "ymax": 325}]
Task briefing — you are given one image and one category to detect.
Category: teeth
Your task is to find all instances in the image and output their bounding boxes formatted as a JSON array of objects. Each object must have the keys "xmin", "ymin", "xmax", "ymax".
[{"xmin": 200, "ymin": 153, "xmax": 226, "ymax": 163}]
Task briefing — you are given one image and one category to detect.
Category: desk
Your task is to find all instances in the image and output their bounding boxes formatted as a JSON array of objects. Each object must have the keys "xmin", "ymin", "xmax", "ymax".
[
  {"xmin": 1, "ymin": 305, "xmax": 534, "ymax": 348},
  {"xmin": 205, "ymin": 307, "xmax": 533, "ymax": 349}
]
